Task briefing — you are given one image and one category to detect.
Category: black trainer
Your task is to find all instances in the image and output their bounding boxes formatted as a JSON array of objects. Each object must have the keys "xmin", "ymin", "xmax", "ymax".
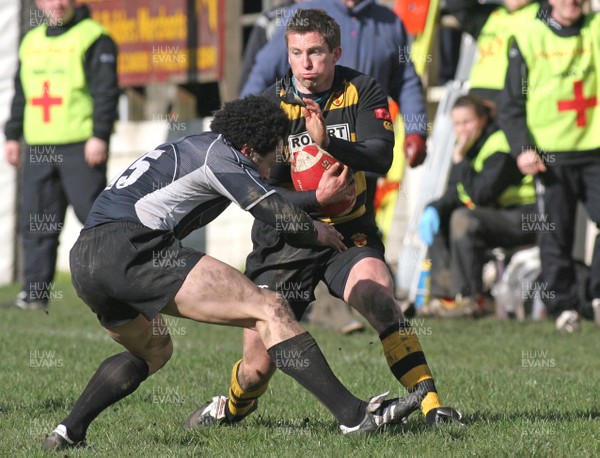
[{"xmin": 425, "ymin": 407, "xmax": 464, "ymax": 427}]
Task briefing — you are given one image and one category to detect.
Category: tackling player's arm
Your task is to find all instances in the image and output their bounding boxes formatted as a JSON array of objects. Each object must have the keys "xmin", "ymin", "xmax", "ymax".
[
  {"xmin": 256, "ymin": 154, "xmax": 322, "ymax": 211},
  {"xmin": 206, "ymin": 147, "xmax": 345, "ymax": 251},
  {"xmin": 275, "ymin": 161, "xmax": 355, "ymax": 210},
  {"xmin": 249, "ymin": 192, "xmax": 346, "ymax": 251}
]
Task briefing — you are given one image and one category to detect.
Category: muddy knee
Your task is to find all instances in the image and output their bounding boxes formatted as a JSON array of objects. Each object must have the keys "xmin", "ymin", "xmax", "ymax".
[
  {"xmin": 351, "ymin": 281, "xmax": 400, "ymax": 327},
  {"xmin": 261, "ymin": 288, "xmax": 296, "ymax": 323}
]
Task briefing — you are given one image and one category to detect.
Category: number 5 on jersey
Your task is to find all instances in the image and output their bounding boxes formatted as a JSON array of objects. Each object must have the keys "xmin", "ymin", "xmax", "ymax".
[{"xmin": 105, "ymin": 149, "xmax": 165, "ymax": 190}]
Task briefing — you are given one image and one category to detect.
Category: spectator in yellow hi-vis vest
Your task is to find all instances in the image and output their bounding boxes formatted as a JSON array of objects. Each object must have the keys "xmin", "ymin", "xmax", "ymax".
[
  {"xmin": 3, "ymin": 0, "xmax": 118, "ymax": 312},
  {"xmin": 499, "ymin": 0, "xmax": 600, "ymax": 332},
  {"xmin": 418, "ymin": 95, "xmax": 536, "ymax": 317},
  {"xmin": 445, "ymin": 0, "xmax": 540, "ymax": 106}
]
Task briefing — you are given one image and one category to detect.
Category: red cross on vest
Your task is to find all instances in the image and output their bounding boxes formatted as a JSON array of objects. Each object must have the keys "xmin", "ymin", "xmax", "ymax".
[
  {"xmin": 557, "ymin": 80, "xmax": 597, "ymax": 127},
  {"xmin": 31, "ymin": 80, "xmax": 63, "ymax": 123}
]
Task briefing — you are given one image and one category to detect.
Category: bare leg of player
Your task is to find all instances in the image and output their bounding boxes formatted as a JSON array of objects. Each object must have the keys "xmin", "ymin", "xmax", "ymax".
[
  {"xmin": 43, "ymin": 314, "xmax": 172, "ymax": 450},
  {"xmin": 237, "ymin": 328, "xmax": 277, "ymax": 390},
  {"xmin": 44, "ymin": 256, "xmax": 405, "ymax": 451},
  {"xmin": 344, "ymin": 257, "xmax": 462, "ymax": 426},
  {"xmin": 163, "ymin": 255, "xmax": 303, "ymax": 348},
  {"xmin": 342, "ymin": 257, "xmax": 402, "ymax": 331},
  {"xmin": 168, "ymin": 255, "xmax": 385, "ymax": 430},
  {"xmin": 209, "ymin": 256, "xmax": 461, "ymax": 430},
  {"xmin": 225, "ymin": 257, "xmax": 403, "ymax": 394}
]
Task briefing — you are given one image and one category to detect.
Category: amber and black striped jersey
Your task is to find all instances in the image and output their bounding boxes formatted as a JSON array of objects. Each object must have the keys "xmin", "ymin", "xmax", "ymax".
[{"xmin": 263, "ymin": 65, "xmax": 395, "ymax": 224}]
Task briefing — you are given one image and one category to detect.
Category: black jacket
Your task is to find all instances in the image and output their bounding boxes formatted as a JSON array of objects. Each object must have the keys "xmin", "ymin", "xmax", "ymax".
[{"xmin": 430, "ymin": 122, "xmax": 525, "ymax": 230}]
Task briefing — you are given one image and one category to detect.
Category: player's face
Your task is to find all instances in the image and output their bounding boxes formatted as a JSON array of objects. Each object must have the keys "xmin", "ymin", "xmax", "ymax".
[
  {"xmin": 451, "ymin": 106, "xmax": 487, "ymax": 143},
  {"xmin": 35, "ymin": 0, "xmax": 75, "ymax": 26},
  {"xmin": 548, "ymin": 0, "xmax": 584, "ymax": 26},
  {"xmin": 252, "ymin": 139, "xmax": 285, "ymax": 180},
  {"xmin": 287, "ymin": 32, "xmax": 341, "ymax": 94}
]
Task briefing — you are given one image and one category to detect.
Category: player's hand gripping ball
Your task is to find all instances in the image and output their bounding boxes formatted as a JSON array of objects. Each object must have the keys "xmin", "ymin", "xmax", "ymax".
[{"xmin": 290, "ymin": 144, "xmax": 356, "ymax": 217}]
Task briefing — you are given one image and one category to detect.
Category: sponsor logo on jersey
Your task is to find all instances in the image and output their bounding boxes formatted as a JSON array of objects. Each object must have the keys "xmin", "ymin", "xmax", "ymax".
[
  {"xmin": 374, "ymin": 108, "xmax": 392, "ymax": 121},
  {"xmin": 287, "ymin": 123, "xmax": 350, "ymax": 156},
  {"xmin": 351, "ymin": 232, "xmax": 367, "ymax": 247},
  {"xmin": 332, "ymin": 91, "xmax": 345, "ymax": 106}
]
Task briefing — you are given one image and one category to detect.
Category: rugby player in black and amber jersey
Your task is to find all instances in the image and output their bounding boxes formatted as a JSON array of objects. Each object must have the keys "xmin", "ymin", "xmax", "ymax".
[
  {"xmin": 189, "ymin": 9, "xmax": 463, "ymax": 431},
  {"xmin": 42, "ymin": 96, "xmax": 421, "ymax": 451}
]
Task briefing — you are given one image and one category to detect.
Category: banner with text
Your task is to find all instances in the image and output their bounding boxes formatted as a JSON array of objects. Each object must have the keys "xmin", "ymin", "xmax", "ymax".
[{"xmin": 86, "ymin": 0, "xmax": 222, "ymax": 86}]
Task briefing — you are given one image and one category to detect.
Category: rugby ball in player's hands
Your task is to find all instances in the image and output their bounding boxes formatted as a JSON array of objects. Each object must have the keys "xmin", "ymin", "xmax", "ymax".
[{"xmin": 290, "ymin": 144, "xmax": 356, "ymax": 217}]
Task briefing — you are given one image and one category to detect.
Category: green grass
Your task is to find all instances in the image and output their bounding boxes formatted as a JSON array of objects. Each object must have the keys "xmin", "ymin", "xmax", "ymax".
[{"xmin": 1, "ymin": 273, "xmax": 599, "ymax": 457}]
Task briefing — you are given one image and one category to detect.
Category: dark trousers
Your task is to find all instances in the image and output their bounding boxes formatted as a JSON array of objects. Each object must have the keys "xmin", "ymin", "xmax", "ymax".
[
  {"xmin": 536, "ymin": 156, "xmax": 600, "ymax": 317},
  {"xmin": 429, "ymin": 205, "xmax": 537, "ymax": 298},
  {"xmin": 19, "ymin": 142, "xmax": 106, "ymax": 301}
]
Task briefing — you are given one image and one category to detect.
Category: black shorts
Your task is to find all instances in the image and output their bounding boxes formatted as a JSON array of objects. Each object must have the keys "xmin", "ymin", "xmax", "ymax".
[
  {"xmin": 245, "ymin": 212, "xmax": 385, "ymax": 320},
  {"xmin": 70, "ymin": 221, "xmax": 204, "ymax": 328}
]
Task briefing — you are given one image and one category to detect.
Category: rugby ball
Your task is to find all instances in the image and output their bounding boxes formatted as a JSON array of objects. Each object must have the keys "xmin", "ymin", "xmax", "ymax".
[{"xmin": 290, "ymin": 144, "xmax": 355, "ymax": 217}]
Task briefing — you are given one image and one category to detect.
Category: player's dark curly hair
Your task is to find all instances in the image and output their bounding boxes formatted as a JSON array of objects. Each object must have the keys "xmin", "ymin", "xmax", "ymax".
[
  {"xmin": 285, "ymin": 9, "xmax": 341, "ymax": 52},
  {"xmin": 210, "ymin": 95, "xmax": 290, "ymax": 156}
]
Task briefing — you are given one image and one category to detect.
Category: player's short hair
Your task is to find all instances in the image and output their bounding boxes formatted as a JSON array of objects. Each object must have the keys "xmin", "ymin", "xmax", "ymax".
[
  {"xmin": 452, "ymin": 94, "xmax": 494, "ymax": 120},
  {"xmin": 285, "ymin": 9, "xmax": 341, "ymax": 52},
  {"xmin": 210, "ymin": 95, "xmax": 290, "ymax": 156}
]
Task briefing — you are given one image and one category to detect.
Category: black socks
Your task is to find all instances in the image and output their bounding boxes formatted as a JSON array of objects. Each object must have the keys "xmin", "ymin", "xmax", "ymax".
[
  {"xmin": 61, "ymin": 352, "xmax": 149, "ymax": 442},
  {"xmin": 267, "ymin": 332, "xmax": 367, "ymax": 428}
]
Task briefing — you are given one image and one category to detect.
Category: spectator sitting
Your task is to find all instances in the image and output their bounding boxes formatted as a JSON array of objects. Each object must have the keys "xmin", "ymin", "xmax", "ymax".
[{"xmin": 418, "ymin": 95, "xmax": 537, "ymax": 316}]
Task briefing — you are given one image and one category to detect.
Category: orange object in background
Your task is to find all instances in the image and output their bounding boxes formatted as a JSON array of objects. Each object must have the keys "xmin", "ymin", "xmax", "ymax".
[
  {"xmin": 388, "ymin": 98, "xmax": 400, "ymax": 123},
  {"xmin": 394, "ymin": 0, "xmax": 430, "ymax": 35},
  {"xmin": 374, "ymin": 177, "xmax": 400, "ymax": 213}
]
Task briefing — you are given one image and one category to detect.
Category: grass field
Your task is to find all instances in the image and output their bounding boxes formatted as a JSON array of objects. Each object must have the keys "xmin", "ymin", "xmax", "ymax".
[{"xmin": 0, "ymin": 273, "xmax": 599, "ymax": 457}]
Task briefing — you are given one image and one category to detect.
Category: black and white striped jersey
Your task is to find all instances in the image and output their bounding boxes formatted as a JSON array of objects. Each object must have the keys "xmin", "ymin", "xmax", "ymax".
[{"xmin": 86, "ymin": 133, "xmax": 278, "ymax": 239}]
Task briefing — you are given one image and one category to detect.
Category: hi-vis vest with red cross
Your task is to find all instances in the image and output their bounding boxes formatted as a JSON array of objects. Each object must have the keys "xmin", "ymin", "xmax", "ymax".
[
  {"xmin": 513, "ymin": 13, "xmax": 600, "ymax": 152},
  {"xmin": 19, "ymin": 19, "xmax": 106, "ymax": 145}
]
